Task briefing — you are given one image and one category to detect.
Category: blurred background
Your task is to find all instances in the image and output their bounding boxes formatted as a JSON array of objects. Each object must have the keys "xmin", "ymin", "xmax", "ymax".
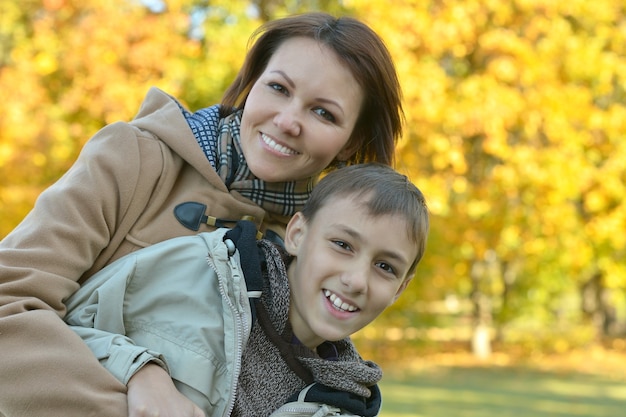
[{"xmin": 2, "ymin": 1, "xmax": 625, "ymax": 415}]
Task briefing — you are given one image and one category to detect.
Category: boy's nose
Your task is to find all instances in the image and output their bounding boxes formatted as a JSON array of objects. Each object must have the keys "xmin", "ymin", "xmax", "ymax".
[{"xmin": 339, "ymin": 268, "xmax": 368, "ymax": 295}]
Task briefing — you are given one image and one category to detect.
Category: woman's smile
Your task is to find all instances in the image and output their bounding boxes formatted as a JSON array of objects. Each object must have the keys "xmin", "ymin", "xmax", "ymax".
[{"xmin": 260, "ymin": 133, "xmax": 299, "ymax": 156}]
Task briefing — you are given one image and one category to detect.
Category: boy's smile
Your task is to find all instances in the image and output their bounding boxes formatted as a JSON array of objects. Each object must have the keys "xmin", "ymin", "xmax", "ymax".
[
  {"xmin": 324, "ymin": 290, "xmax": 358, "ymax": 312},
  {"xmin": 284, "ymin": 194, "xmax": 417, "ymax": 350}
]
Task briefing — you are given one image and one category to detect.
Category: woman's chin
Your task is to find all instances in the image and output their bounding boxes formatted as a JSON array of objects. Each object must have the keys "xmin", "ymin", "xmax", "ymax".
[{"xmin": 249, "ymin": 161, "xmax": 310, "ymax": 183}]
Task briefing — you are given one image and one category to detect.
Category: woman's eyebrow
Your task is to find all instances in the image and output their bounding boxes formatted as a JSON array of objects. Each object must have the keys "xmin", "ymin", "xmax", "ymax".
[{"xmin": 271, "ymin": 70, "xmax": 295, "ymax": 88}]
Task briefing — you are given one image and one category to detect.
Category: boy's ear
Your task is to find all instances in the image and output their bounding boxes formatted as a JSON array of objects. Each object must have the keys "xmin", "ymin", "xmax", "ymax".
[
  {"xmin": 284, "ymin": 212, "xmax": 307, "ymax": 256},
  {"xmin": 392, "ymin": 277, "xmax": 412, "ymax": 304}
]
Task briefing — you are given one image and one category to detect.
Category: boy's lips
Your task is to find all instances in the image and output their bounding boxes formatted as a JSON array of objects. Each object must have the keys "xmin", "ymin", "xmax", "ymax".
[
  {"xmin": 261, "ymin": 133, "xmax": 298, "ymax": 155},
  {"xmin": 323, "ymin": 289, "xmax": 359, "ymax": 312}
]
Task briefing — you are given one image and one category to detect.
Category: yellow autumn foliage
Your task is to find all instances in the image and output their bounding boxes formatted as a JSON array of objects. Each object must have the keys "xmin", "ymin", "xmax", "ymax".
[{"xmin": 1, "ymin": 0, "xmax": 625, "ymax": 344}]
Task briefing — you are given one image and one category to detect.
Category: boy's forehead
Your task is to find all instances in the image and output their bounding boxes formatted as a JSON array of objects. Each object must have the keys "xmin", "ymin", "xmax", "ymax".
[
  {"xmin": 315, "ymin": 194, "xmax": 370, "ymax": 218},
  {"xmin": 316, "ymin": 193, "xmax": 417, "ymax": 241},
  {"xmin": 317, "ymin": 194, "xmax": 398, "ymax": 224}
]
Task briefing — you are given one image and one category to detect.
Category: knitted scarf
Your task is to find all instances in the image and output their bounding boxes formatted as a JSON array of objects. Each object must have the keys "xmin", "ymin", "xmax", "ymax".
[
  {"xmin": 232, "ymin": 240, "xmax": 383, "ymax": 417},
  {"xmin": 183, "ymin": 105, "xmax": 313, "ymax": 217}
]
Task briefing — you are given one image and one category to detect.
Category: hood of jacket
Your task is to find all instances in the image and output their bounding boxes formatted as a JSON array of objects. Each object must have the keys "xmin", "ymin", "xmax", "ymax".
[{"xmin": 130, "ymin": 87, "xmax": 229, "ymax": 193}]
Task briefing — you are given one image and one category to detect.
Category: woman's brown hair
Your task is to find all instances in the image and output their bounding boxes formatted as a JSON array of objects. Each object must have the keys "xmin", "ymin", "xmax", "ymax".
[{"xmin": 220, "ymin": 12, "xmax": 404, "ymax": 167}]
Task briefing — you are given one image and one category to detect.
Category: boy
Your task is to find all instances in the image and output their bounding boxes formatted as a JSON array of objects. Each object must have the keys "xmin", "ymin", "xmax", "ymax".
[{"xmin": 64, "ymin": 163, "xmax": 429, "ymax": 417}]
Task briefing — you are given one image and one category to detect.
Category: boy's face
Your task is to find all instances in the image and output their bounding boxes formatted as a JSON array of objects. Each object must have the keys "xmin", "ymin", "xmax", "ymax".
[{"xmin": 285, "ymin": 194, "xmax": 417, "ymax": 350}]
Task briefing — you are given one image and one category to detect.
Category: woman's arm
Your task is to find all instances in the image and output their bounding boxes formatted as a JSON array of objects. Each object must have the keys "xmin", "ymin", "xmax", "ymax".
[{"xmin": 0, "ymin": 122, "xmax": 156, "ymax": 416}]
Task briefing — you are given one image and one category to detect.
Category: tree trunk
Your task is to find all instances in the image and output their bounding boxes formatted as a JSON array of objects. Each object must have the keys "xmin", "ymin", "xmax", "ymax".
[{"xmin": 470, "ymin": 260, "xmax": 492, "ymax": 359}]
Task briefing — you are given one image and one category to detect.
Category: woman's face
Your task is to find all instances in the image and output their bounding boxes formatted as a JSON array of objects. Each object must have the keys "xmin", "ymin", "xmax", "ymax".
[{"xmin": 239, "ymin": 37, "xmax": 364, "ymax": 183}]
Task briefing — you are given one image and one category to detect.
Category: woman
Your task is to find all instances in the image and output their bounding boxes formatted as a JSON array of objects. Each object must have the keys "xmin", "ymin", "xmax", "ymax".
[{"xmin": 0, "ymin": 12, "xmax": 403, "ymax": 417}]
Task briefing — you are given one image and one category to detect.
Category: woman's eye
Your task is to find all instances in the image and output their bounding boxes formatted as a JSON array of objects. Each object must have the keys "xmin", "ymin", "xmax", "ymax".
[
  {"xmin": 313, "ymin": 107, "xmax": 336, "ymax": 123},
  {"xmin": 269, "ymin": 83, "xmax": 288, "ymax": 95}
]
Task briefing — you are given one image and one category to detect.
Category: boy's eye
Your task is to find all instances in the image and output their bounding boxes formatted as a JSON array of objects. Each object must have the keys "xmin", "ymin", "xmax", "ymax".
[
  {"xmin": 376, "ymin": 261, "xmax": 396, "ymax": 276},
  {"xmin": 313, "ymin": 107, "xmax": 336, "ymax": 123},
  {"xmin": 332, "ymin": 240, "xmax": 351, "ymax": 251}
]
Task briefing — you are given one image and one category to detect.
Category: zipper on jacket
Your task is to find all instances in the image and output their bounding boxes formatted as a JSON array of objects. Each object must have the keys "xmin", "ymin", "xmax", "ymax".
[
  {"xmin": 270, "ymin": 403, "xmax": 343, "ymax": 416},
  {"xmin": 209, "ymin": 252, "xmax": 247, "ymax": 417}
]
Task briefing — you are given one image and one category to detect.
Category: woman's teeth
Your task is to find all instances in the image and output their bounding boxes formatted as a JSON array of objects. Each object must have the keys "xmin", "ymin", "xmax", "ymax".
[{"xmin": 261, "ymin": 133, "xmax": 298, "ymax": 155}]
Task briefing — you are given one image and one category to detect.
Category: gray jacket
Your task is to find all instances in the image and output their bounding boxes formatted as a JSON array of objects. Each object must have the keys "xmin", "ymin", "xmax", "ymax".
[{"xmin": 64, "ymin": 228, "xmax": 251, "ymax": 417}]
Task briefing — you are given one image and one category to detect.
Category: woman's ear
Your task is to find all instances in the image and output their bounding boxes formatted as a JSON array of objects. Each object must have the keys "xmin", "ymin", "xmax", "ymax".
[
  {"xmin": 284, "ymin": 212, "xmax": 307, "ymax": 256},
  {"xmin": 335, "ymin": 137, "xmax": 360, "ymax": 162}
]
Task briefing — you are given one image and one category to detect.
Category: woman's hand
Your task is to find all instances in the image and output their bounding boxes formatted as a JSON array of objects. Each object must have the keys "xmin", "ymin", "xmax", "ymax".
[{"xmin": 127, "ymin": 363, "xmax": 205, "ymax": 417}]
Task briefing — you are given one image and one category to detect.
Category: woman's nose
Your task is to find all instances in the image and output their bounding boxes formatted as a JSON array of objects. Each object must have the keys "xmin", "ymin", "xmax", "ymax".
[{"xmin": 273, "ymin": 105, "xmax": 302, "ymax": 136}]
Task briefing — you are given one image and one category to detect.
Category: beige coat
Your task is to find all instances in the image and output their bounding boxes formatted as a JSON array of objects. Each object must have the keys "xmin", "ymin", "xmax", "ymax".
[{"xmin": 0, "ymin": 88, "xmax": 289, "ymax": 417}]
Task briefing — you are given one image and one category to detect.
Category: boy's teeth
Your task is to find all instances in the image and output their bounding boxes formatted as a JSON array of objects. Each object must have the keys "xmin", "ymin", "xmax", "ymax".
[{"xmin": 324, "ymin": 290, "xmax": 357, "ymax": 312}]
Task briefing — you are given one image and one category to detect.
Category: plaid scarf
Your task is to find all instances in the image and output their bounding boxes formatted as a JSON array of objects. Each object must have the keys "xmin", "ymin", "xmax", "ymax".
[{"xmin": 183, "ymin": 105, "xmax": 313, "ymax": 217}]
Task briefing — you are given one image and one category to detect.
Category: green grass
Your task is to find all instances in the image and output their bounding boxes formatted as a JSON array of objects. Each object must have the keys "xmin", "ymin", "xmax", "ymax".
[{"xmin": 378, "ymin": 366, "xmax": 626, "ymax": 417}]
